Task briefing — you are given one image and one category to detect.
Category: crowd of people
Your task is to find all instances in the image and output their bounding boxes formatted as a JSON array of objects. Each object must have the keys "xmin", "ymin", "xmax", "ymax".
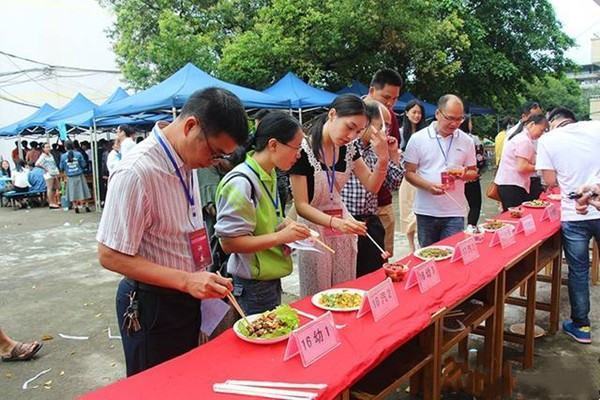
[{"xmin": 4, "ymin": 70, "xmax": 598, "ymax": 374}]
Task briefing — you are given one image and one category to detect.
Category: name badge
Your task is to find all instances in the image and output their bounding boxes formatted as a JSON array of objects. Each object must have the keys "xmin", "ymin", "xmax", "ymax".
[{"xmin": 188, "ymin": 225, "xmax": 212, "ymax": 270}]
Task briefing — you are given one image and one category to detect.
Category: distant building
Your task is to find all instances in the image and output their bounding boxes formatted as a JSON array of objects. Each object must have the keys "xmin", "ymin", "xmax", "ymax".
[{"xmin": 567, "ymin": 36, "xmax": 600, "ymax": 120}]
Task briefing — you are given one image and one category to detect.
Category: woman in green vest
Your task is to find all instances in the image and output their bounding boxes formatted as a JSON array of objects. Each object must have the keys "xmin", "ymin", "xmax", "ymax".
[{"xmin": 215, "ymin": 111, "xmax": 311, "ymax": 314}]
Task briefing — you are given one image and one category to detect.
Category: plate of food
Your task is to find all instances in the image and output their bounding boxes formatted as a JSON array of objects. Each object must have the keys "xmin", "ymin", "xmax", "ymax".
[
  {"xmin": 312, "ymin": 288, "xmax": 365, "ymax": 312},
  {"xmin": 233, "ymin": 305, "xmax": 299, "ymax": 344},
  {"xmin": 479, "ymin": 220, "xmax": 508, "ymax": 232},
  {"xmin": 522, "ymin": 200, "xmax": 550, "ymax": 208},
  {"xmin": 547, "ymin": 194, "xmax": 561, "ymax": 201},
  {"xmin": 414, "ymin": 245, "xmax": 454, "ymax": 261}
]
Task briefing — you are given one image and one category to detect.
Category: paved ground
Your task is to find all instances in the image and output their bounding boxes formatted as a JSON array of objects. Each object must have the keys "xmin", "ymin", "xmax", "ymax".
[{"xmin": 1, "ymin": 170, "xmax": 599, "ymax": 399}]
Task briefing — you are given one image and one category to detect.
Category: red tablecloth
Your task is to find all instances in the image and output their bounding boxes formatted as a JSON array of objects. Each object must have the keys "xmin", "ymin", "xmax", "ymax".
[{"xmin": 82, "ymin": 206, "xmax": 560, "ymax": 400}]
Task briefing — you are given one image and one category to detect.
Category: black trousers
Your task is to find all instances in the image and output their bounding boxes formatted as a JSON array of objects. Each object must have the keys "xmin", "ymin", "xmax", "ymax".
[
  {"xmin": 497, "ymin": 184, "xmax": 535, "ymax": 211},
  {"xmin": 355, "ymin": 214, "xmax": 386, "ymax": 277},
  {"xmin": 464, "ymin": 180, "xmax": 482, "ymax": 226},
  {"xmin": 116, "ymin": 279, "xmax": 201, "ymax": 377}
]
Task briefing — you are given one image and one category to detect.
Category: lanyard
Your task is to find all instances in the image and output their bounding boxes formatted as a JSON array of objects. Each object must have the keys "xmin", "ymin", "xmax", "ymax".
[
  {"xmin": 154, "ymin": 129, "xmax": 196, "ymax": 217},
  {"xmin": 320, "ymin": 145, "xmax": 336, "ymax": 197},
  {"xmin": 244, "ymin": 162, "xmax": 281, "ymax": 217},
  {"xmin": 433, "ymin": 127, "xmax": 454, "ymax": 166}
]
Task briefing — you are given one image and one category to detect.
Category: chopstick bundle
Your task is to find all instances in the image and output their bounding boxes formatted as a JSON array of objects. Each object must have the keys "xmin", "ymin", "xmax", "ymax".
[{"xmin": 213, "ymin": 380, "xmax": 325, "ymax": 399}]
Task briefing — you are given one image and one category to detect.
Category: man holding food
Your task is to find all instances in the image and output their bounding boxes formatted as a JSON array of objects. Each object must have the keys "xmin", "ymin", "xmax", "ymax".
[
  {"xmin": 536, "ymin": 107, "xmax": 600, "ymax": 344},
  {"xmin": 97, "ymin": 88, "xmax": 249, "ymax": 376},
  {"xmin": 403, "ymin": 94, "xmax": 477, "ymax": 247}
]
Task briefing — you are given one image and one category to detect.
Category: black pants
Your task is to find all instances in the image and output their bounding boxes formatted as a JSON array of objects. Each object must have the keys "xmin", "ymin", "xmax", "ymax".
[
  {"xmin": 116, "ymin": 279, "xmax": 201, "ymax": 377},
  {"xmin": 497, "ymin": 184, "xmax": 534, "ymax": 211},
  {"xmin": 464, "ymin": 180, "xmax": 482, "ymax": 226},
  {"xmin": 355, "ymin": 214, "xmax": 386, "ymax": 277},
  {"xmin": 529, "ymin": 176, "xmax": 543, "ymax": 200}
]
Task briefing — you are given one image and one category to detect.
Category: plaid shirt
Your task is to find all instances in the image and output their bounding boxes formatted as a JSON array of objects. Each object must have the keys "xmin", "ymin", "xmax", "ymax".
[{"xmin": 341, "ymin": 141, "xmax": 404, "ymax": 216}]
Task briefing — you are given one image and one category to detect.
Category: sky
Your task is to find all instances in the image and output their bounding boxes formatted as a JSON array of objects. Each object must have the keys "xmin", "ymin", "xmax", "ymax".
[{"xmin": 0, "ymin": 0, "xmax": 598, "ymax": 132}]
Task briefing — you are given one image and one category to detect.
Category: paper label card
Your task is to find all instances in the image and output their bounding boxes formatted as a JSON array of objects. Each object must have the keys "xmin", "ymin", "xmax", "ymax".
[
  {"xmin": 541, "ymin": 203, "xmax": 560, "ymax": 222},
  {"xmin": 519, "ymin": 214, "xmax": 537, "ymax": 236},
  {"xmin": 283, "ymin": 311, "xmax": 340, "ymax": 367},
  {"xmin": 356, "ymin": 278, "xmax": 398, "ymax": 321},
  {"xmin": 451, "ymin": 236, "xmax": 480, "ymax": 265},
  {"xmin": 405, "ymin": 260, "xmax": 441, "ymax": 293},
  {"xmin": 489, "ymin": 225, "xmax": 516, "ymax": 249}
]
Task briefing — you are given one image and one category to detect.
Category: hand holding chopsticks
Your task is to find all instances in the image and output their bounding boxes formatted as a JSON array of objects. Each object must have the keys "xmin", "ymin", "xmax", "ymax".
[{"xmin": 216, "ymin": 271, "xmax": 249, "ymax": 325}]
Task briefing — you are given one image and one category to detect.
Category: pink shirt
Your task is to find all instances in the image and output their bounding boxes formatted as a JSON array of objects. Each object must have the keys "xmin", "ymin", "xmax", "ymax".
[{"xmin": 494, "ymin": 130, "xmax": 536, "ymax": 192}]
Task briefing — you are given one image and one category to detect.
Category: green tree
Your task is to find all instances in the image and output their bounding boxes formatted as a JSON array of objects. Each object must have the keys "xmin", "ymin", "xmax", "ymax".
[{"xmin": 522, "ymin": 75, "xmax": 588, "ymax": 119}]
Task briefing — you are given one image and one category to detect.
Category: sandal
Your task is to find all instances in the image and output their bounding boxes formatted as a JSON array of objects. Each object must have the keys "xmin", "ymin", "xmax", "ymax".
[{"xmin": 1, "ymin": 341, "xmax": 43, "ymax": 362}]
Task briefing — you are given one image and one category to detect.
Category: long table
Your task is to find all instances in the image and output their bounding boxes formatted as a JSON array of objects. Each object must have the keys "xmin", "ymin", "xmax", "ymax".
[{"xmin": 82, "ymin": 205, "xmax": 561, "ymax": 400}]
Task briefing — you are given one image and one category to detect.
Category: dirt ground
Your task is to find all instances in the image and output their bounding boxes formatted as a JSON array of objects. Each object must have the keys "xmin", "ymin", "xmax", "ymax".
[{"xmin": 1, "ymin": 171, "xmax": 599, "ymax": 399}]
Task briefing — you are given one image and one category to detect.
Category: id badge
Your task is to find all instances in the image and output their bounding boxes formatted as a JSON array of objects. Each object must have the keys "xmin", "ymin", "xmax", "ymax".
[
  {"xmin": 188, "ymin": 226, "xmax": 213, "ymax": 271},
  {"xmin": 323, "ymin": 208, "xmax": 344, "ymax": 236}
]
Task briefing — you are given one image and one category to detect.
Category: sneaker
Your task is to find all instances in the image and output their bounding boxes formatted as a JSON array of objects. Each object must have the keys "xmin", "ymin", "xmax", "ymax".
[{"xmin": 563, "ymin": 320, "xmax": 591, "ymax": 344}]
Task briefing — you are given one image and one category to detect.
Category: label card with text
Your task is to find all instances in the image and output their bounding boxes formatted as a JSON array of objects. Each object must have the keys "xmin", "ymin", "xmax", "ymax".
[
  {"xmin": 516, "ymin": 214, "xmax": 537, "ymax": 236},
  {"xmin": 356, "ymin": 278, "xmax": 399, "ymax": 321},
  {"xmin": 404, "ymin": 260, "xmax": 441, "ymax": 293},
  {"xmin": 451, "ymin": 236, "xmax": 480, "ymax": 265},
  {"xmin": 283, "ymin": 311, "xmax": 340, "ymax": 367},
  {"xmin": 541, "ymin": 203, "xmax": 560, "ymax": 222},
  {"xmin": 489, "ymin": 225, "xmax": 516, "ymax": 249}
]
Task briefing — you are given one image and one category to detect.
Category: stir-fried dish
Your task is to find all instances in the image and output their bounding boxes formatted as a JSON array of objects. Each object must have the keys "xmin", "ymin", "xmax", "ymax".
[
  {"xmin": 238, "ymin": 305, "xmax": 299, "ymax": 339},
  {"xmin": 524, "ymin": 200, "xmax": 549, "ymax": 207},
  {"xmin": 482, "ymin": 220, "xmax": 505, "ymax": 230},
  {"xmin": 418, "ymin": 247, "xmax": 452, "ymax": 259},
  {"xmin": 319, "ymin": 290, "xmax": 363, "ymax": 309}
]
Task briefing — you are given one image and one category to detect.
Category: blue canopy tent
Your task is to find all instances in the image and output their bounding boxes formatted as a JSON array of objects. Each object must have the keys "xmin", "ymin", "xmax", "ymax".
[
  {"xmin": 467, "ymin": 104, "xmax": 495, "ymax": 116},
  {"xmin": 263, "ymin": 72, "xmax": 337, "ymax": 123},
  {"xmin": 42, "ymin": 93, "xmax": 97, "ymax": 131},
  {"xmin": 94, "ymin": 63, "xmax": 289, "ymax": 120},
  {"xmin": 62, "ymin": 87, "xmax": 131, "ymax": 129},
  {"xmin": 0, "ymin": 103, "xmax": 58, "ymax": 137},
  {"xmin": 336, "ymin": 80, "xmax": 369, "ymax": 96}
]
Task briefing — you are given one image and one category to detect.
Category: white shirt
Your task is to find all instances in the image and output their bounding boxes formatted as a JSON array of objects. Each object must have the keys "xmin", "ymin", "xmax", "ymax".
[
  {"xmin": 97, "ymin": 122, "xmax": 203, "ymax": 272},
  {"xmin": 403, "ymin": 122, "xmax": 477, "ymax": 217},
  {"xmin": 536, "ymin": 120, "xmax": 600, "ymax": 222},
  {"xmin": 106, "ymin": 150, "xmax": 121, "ymax": 175},
  {"xmin": 13, "ymin": 168, "xmax": 30, "ymax": 188},
  {"xmin": 120, "ymin": 137, "xmax": 136, "ymax": 159}
]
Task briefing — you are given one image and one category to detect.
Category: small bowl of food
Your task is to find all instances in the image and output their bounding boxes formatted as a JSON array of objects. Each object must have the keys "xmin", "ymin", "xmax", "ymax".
[
  {"xmin": 383, "ymin": 261, "xmax": 409, "ymax": 282},
  {"xmin": 509, "ymin": 207, "xmax": 523, "ymax": 218}
]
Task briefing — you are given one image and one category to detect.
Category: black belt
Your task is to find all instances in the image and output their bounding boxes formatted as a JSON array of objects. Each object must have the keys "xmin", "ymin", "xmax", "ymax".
[{"xmin": 123, "ymin": 278, "xmax": 187, "ymax": 296}]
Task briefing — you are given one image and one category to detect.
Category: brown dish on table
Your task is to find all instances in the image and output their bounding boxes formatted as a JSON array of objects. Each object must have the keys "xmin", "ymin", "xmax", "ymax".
[{"xmin": 383, "ymin": 261, "xmax": 409, "ymax": 282}]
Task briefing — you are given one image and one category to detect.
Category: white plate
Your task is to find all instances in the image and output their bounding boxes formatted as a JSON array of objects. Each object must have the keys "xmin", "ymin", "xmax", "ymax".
[
  {"xmin": 311, "ymin": 288, "xmax": 366, "ymax": 312},
  {"xmin": 414, "ymin": 245, "xmax": 455, "ymax": 261},
  {"xmin": 233, "ymin": 313, "xmax": 296, "ymax": 345},
  {"xmin": 478, "ymin": 222, "xmax": 514, "ymax": 233},
  {"xmin": 522, "ymin": 201, "xmax": 550, "ymax": 208}
]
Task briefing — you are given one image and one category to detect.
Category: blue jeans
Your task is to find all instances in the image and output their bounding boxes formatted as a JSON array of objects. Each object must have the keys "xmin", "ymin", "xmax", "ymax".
[
  {"xmin": 233, "ymin": 276, "xmax": 282, "ymax": 315},
  {"xmin": 416, "ymin": 214, "xmax": 464, "ymax": 247},
  {"xmin": 561, "ymin": 219, "xmax": 600, "ymax": 327}
]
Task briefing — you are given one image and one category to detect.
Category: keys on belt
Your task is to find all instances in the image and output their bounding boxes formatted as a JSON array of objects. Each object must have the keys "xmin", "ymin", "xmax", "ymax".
[{"xmin": 122, "ymin": 291, "xmax": 141, "ymax": 335}]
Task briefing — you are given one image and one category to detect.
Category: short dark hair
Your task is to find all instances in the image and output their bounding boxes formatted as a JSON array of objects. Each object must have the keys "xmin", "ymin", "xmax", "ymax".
[
  {"xmin": 254, "ymin": 109, "xmax": 271, "ymax": 122},
  {"xmin": 117, "ymin": 124, "xmax": 136, "ymax": 137},
  {"xmin": 521, "ymin": 101, "xmax": 540, "ymax": 115},
  {"xmin": 524, "ymin": 113, "xmax": 547, "ymax": 125},
  {"xmin": 252, "ymin": 111, "xmax": 302, "ymax": 152},
  {"xmin": 370, "ymin": 69, "xmax": 403, "ymax": 90},
  {"xmin": 547, "ymin": 107, "xmax": 576, "ymax": 123},
  {"xmin": 180, "ymin": 87, "xmax": 249, "ymax": 146},
  {"xmin": 459, "ymin": 114, "xmax": 472, "ymax": 133}
]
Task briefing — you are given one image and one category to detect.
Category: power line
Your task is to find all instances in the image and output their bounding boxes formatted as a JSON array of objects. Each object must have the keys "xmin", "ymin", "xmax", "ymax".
[
  {"xmin": 0, "ymin": 50, "xmax": 120, "ymax": 74},
  {"xmin": 0, "ymin": 88, "xmax": 39, "ymax": 108},
  {"xmin": 3, "ymin": 55, "xmax": 71, "ymax": 99}
]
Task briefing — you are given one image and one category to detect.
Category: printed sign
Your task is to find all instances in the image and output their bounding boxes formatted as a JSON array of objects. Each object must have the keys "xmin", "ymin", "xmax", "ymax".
[
  {"xmin": 451, "ymin": 236, "xmax": 480, "ymax": 265},
  {"xmin": 356, "ymin": 278, "xmax": 399, "ymax": 321},
  {"xmin": 405, "ymin": 260, "xmax": 441, "ymax": 293},
  {"xmin": 284, "ymin": 312, "xmax": 340, "ymax": 367}
]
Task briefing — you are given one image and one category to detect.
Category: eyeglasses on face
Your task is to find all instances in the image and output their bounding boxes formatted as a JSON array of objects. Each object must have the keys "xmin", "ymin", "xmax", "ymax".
[{"xmin": 438, "ymin": 109, "xmax": 465, "ymax": 124}]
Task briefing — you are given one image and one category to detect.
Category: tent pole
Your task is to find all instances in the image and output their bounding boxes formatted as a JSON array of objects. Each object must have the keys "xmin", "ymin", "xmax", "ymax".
[
  {"xmin": 92, "ymin": 119, "xmax": 101, "ymax": 212},
  {"xmin": 298, "ymin": 108, "xmax": 302, "ymax": 125},
  {"xmin": 172, "ymin": 106, "xmax": 177, "ymax": 120}
]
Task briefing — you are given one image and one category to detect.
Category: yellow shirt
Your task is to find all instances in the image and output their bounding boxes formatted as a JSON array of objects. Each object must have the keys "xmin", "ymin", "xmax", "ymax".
[{"xmin": 494, "ymin": 130, "xmax": 506, "ymax": 167}]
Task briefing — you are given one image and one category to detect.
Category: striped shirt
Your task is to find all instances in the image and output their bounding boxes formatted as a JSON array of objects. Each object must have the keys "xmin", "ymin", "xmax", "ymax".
[{"xmin": 97, "ymin": 122, "xmax": 203, "ymax": 272}]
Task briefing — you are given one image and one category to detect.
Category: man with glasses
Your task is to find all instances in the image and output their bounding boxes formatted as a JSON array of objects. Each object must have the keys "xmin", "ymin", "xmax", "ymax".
[
  {"xmin": 97, "ymin": 88, "xmax": 249, "ymax": 376},
  {"xmin": 403, "ymin": 94, "xmax": 478, "ymax": 247},
  {"xmin": 365, "ymin": 68, "xmax": 403, "ymax": 257},
  {"xmin": 536, "ymin": 107, "xmax": 600, "ymax": 344}
]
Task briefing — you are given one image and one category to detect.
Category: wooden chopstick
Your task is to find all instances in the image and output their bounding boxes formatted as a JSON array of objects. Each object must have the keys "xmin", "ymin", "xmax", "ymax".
[
  {"xmin": 445, "ymin": 191, "xmax": 466, "ymax": 210},
  {"xmin": 365, "ymin": 232, "xmax": 387, "ymax": 255},
  {"xmin": 312, "ymin": 237, "xmax": 336, "ymax": 254},
  {"xmin": 216, "ymin": 272, "xmax": 250, "ymax": 325}
]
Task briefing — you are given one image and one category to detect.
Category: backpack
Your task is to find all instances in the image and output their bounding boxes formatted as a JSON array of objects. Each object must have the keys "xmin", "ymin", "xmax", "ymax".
[{"xmin": 209, "ymin": 172, "xmax": 257, "ymax": 276}]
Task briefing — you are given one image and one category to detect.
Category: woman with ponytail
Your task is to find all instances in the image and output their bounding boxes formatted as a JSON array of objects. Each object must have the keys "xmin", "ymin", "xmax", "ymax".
[
  {"xmin": 215, "ymin": 111, "xmax": 311, "ymax": 314},
  {"xmin": 289, "ymin": 94, "xmax": 390, "ymax": 297},
  {"xmin": 59, "ymin": 141, "xmax": 91, "ymax": 213}
]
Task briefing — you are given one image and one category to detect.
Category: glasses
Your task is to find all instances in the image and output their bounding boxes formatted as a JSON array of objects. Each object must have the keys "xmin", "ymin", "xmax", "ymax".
[
  {"xmin": 203, "ymin": 132, "xmax": 234, "ymax": 160},
  {"xmin": 438, "ymin": 110, "xmax": 465, "ymax": 124},
  {"xmin": 277, "ymin": 140, "xmax": 302, "ymax": 152}
]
